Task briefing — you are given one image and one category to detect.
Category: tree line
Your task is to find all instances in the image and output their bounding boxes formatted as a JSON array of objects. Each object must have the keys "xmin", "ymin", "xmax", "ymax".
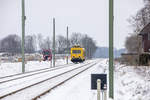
[
  {"xmin": 0, "ymin": 33, "xmax": 97, "ymax": 58},
  {"xmin": 125, "ymin": 0, "xmax": 150, "ymax": 53}
]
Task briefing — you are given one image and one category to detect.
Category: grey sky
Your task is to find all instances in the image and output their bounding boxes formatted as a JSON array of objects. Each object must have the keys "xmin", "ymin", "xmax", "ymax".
[{"xmin": 0, "ymin": 0, "xmax": 144, "ymax": 49}]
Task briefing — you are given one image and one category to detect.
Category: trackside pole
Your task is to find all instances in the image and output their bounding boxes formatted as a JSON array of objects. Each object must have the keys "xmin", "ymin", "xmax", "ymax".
[
  {"xmin": 0, "ymin": 57, "xmax": 1, "ymax": 65},
  {"xmin": 109, "ymin": 0, "xmax": 114, "ymax": 99},
  {"xmin": 97, "ymin": 79, "xmax": 101, "ymax": 100},
  {"xmin": 52, "ymin": 18, "xmax": 55, "ymax": 67},
  {"xmin": 21, "ymin": 0, "xmax": 26, "ymax": 73},
  {"xmin": 50, "ymin": 60, "xmax": 52, "ymax": 68},
  {"xmin": 66, "ymin": 26, "xmax": 69, "ymax": 64}
]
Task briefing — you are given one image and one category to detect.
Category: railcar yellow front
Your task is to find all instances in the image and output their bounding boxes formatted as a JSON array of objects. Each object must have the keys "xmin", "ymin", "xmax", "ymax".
[{"xmin": 70, "ymin": 46, "xmax": 85, "ymax": 63}]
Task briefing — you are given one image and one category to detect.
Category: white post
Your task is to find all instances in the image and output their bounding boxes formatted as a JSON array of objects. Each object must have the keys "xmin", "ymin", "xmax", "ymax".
[
  {"xmin": 97, "ymin": 79, "xmax": 101, "ymax": 100},
  {"xmin": 104, "ymin": 90, "xmax": 107, "ymax": 100},
  {"xmin": 102, "ymin": 90, "xmax": 104, "ymax": 100},
  {"xmin": 104, "ymin": 84, "xmax": 107, "ymax": 100}
]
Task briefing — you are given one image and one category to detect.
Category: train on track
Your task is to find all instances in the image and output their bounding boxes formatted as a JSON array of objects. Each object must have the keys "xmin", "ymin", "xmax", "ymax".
[
  {"xmin": 42, "ymin": 49, "xmax": 52, "ymax": 61},
  {"xmin": 70, "ymin": 45, "xmax": 85, "ymax": 63}
]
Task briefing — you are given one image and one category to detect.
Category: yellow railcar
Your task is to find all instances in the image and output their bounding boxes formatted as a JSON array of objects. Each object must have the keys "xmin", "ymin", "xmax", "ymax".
[{"xmin": 70, "ymin": 45, "xmax": 85, "ymax": 63}]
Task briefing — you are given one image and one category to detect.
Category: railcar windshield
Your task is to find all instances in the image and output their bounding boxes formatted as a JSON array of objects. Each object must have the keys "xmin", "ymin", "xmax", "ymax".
[
  {"xmin": 72, "ymin": 50, "xmax": 81, "ymax": 54},
  {"xmin": 43, "ymin": 51, "xmax": 51, "ymax": 55}
]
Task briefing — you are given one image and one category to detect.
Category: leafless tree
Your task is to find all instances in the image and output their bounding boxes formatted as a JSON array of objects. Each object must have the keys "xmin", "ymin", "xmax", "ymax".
[
  {"xmin": 81, "ymin": 35, "xmax": 97, "ymax": 58},
  {"xmin": 43, "ymin": 37, "xmax": 52, "ymax": 50},
  {"xmin": 70, "ymin": 33, "xmax": 82, "ymax": 46},
  {"xmin": 37, "ymin": 33, "xmax": 44, "ymax": 50},
  {"xmin": 70, "ymin": 33, "xmax": 97, "ymax": 59},
  {"xmin": 126, "ymin": 0, "xmax": 150, "ymax": 53},
  {"xmin": 25, "ymin": 35, "xmax": 36, "ymax": 53},
  {"xmin": 0, "ymin": 34, "xmax": 21, "ymax": 54},
  {"xmin": 37, "ymin": 34, "xmax": 52, "ymax": 51},
  {"xmin": 56, "ymin": 35, "xmax": 67, "ymax": 54},
  {"xmin": 125, "ymin": 34, "xmax": 139, "ymax": 53}
]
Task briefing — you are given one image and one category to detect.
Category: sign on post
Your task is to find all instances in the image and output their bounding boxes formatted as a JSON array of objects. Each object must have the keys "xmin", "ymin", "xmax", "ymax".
[{"xmin": 91, "ymin": 74, "xmax": 107, "ymax": 90}]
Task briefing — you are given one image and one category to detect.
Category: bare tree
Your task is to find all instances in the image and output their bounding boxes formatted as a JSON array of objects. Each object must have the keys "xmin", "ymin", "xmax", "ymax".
[
  {"xmin": 37, "ymin": 34, "xmax": 52, "ymax": 51},
  {"xmin": 70, "ymin": 33, "xmax": 82, "ymax": 46},
  {"xmin": 42, "ymin": 37, "xmax": 52, "ymax": 50},
  {"xmin": 81, "ymin": 35, "xmax": 97, "ymax": 58},
  {"xmin": 37, "ymin": 33, "xmax": 44, "ymax": 51},
  {"xmin": 125, "ymin": 34, "xmax": 139, "ymax": 53},
  {"xmin": 0, "ymin": 34, "xmax": 21, "ymax": 54},
  {"xmin": 126, "ymin": 0, "xmax": 150, "ymax": 53},
  {"xmin": 25, "ymin": 35, "xmax": 36, "ymax": 53},
  {"xmin": 56, "ymin": 35, "xmax": 67, "ymax": 54},
  {"xmin": 70, "ymin": 33, "xmax": 97, "ymax": 59}
]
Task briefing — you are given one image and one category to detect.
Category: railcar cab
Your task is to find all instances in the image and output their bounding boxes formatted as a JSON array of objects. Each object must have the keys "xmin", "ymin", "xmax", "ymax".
[
  {"xmin": 71, "ymin": 45, "xmax": 85, "ymax": 63},
  {"xmin": 42, "ymin": 49, "xmax": 52, "ymax": 61}
]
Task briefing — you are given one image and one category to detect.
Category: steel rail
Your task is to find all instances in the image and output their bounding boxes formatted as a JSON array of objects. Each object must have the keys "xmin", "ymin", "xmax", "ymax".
[
  {"xmin": 0, "ymin": 60, "xmax": 97, "ymax": 99},
  {"xmin": 32, "ymin": 62, "xmax": 98, "ymax": 100},
  {"xmin": 0, "ymin": 63, "xmax": 74, "ymax": 84},
  {"xmin": 0, "ymin": 63, "xmax": 73, "ymax": 79}
]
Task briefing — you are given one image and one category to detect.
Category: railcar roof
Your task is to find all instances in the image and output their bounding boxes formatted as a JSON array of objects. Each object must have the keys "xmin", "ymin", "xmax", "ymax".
[{"xmin": 72, "ymin": 45, "xmax": 81, "ymax": 48}]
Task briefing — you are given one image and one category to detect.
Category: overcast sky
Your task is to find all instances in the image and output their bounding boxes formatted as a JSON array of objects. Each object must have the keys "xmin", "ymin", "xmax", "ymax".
[{"xmin": 0, "ymin": 0, "xmax": 144, "ymax": 49}]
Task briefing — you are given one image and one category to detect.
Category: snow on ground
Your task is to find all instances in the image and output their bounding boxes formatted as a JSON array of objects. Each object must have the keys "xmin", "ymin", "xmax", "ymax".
[
  {"xmin": 0, "ymin": 58, "xmax": 150, "ymax": 100},
  {"xmin": 0, "ymin": 59, "xmax": 69, "ymax": 77},
  {"xmin": 114, "ymin": 63, "xmax": 150, "ymax": 100},
  {"xmin": 39, "ymin": 59, "xmax": 107, "ymax": 100},
  {"xmin": 39, "ymin": 59, "xmax": 150, "ymax": 100}
]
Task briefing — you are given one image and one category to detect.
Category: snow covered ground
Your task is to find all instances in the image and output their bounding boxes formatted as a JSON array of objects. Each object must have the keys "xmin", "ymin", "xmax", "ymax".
[
  {"xmin": 0, "ymin": 59, "xmax": 69, "ymax": 77},
  {"xmin": 114, "ymin": 63, "xmax": 150, "ymax": 100},
  {"xmin": 0, "ymin": 58, "xmax": 150, "ymax": 100},
  {"xmin": 39, "ymin": 59, "xmax": 150, "ymax": 100},
  {"xmin": 38, "ymin": 59, "xmax": 108, "ymax": 100}
]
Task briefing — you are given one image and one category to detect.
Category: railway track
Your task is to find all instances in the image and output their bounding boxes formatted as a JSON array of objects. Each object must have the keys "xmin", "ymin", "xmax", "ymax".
[
  {"xmin": 0, "ymin": 63, "xmax": 74, "ymax": 81},
  {"xmin": 0, "ymin": 60, "xmax": 98, "ymax": 100},
  {"xmin": 0, "ymin": 63, "xmax": 74, "ymax": 84}
]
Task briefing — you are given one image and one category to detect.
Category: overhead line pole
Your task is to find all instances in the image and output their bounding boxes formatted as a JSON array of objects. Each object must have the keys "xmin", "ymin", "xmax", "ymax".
[
  {"xmin": 21, "ymin": 0, "xmax": 26, "ymax": 73},
  {"xmin": 109, "ymin": 0, "xmax": 114, "ymax": 99},
  {"xmin": 53, "ymin": 18, "xmax": 56, "ymax": 67},
  {"xmin": 66, "ymin": 26, "xmax": 69, "ymax": 64}
]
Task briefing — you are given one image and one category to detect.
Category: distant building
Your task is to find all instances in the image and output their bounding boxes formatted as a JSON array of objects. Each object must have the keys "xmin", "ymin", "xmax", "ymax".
[
  {"xmin": 121, "ymin": 23, "xmax": 150, "ymax": 65},
  {"xmin": 139, "ymin": 23, "xmax": 150, "ymax": 52}
]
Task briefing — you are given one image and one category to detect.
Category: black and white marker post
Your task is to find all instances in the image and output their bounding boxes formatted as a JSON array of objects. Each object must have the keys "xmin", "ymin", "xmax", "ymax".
[{"xmin": 91, "ymin": 74, "xmax": 107, "ymax": 100}]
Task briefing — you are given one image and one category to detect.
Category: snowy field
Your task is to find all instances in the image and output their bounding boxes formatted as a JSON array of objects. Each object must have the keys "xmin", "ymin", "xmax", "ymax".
[
  {"xmin": 0, "ymin": 58, "xmax": 150, "ymax": 100},
  {"xmin": 0, "ymin": 59, "xmax": 69, "ymax": 77}
]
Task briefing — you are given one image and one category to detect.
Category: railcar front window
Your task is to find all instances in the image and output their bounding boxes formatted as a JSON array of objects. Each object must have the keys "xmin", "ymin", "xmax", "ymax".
[
  {"xmin": 72, "ymin": 50, "xmax": 81, "ymax": 54},
  {"xmin": 43, "ymin": 51, "xmax": 50, "ymax": 55}
]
